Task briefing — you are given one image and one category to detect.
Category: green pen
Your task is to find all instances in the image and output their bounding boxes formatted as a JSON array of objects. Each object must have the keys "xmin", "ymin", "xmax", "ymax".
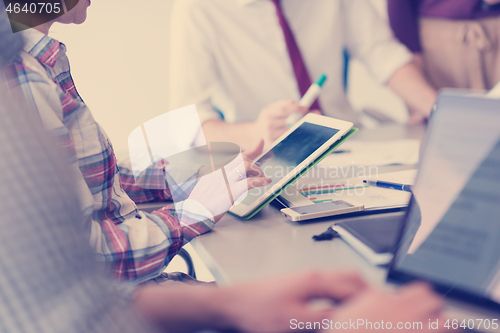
[{"xmin": 286, "ymin": 73, "xmax": 328, "ymax": 127}]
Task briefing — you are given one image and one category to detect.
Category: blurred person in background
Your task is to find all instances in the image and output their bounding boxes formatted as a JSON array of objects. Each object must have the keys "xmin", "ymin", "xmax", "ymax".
[
  {"xmin": 388, "ymin": 0, "xmax": 500, "ymax": 91},
  {"xmin": 2, "ymin": 0, "xmax": 271, "ymax": 284},
  {"xmin": 169, "ymin": 0, "xmax": 438, "ymax": 151}
]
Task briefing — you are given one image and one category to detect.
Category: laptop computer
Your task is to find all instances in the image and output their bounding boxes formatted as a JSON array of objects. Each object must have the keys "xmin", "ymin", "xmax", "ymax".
[{"xmin": 387, "ymin": 91, "xmax": 500, "ymax": 332}]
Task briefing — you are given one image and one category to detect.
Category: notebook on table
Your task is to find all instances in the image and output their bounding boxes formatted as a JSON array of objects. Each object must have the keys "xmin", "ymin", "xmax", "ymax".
[{"xmin": 332, "ymin": 212, "xmax": 404, "ymax": 266}]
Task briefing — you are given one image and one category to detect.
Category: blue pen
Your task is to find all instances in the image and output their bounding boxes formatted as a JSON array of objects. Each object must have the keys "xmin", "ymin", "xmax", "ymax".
[{"xmin": 363, "ymin": 180, "xmax": 412, "ymax": 192}]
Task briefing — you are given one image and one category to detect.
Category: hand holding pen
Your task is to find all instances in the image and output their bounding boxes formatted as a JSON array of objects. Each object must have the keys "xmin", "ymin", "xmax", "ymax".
[{"xmin": 286, "ymin": 74, "xmax": 327, "ymax": 127}]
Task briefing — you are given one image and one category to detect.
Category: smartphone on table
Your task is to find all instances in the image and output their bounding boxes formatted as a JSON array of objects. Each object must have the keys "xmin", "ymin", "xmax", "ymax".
[{"xmin": 281, "ymin": 200, "xmax": 364, "ymax": 222}]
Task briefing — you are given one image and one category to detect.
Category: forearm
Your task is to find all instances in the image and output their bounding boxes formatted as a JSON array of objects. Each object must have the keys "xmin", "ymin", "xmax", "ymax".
[
  {"xmin": 387, "ymin": 62, "xmax": 437, "ymax": 118},
  {"xmin": 119, "ymin": 160, "xmax": 173, "ymax": 203},
  {"xmin": 119, "ymin": 158, "xmax": 202, "ymax": 204},
  {"xmin": 160, "ymin": 201, "xmax": 215, "ymax": 243},
  {"xmin": 201, "ymin": 120, "xmax": 260, "ymax": 151},
  {"xmin": 91, "ymin": 204, "xmax": 213, "ymax": 282},
  {"xmin": 133, "ymin": 285, "xmax": 236, "ymax": 333}
]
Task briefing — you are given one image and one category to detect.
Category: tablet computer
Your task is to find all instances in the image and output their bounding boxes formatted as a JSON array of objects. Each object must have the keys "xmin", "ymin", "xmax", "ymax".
[{"xmin": 229, "ymin": 113, "xmax": 354, "ymax": 219}]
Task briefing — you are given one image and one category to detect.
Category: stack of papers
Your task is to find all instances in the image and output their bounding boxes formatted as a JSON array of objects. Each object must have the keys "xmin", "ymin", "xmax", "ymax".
[
  {"xmin": 318, "ymin": 139, "xmax": 420, "ymax": 168},
  {"xmin": 279, "ymin": 170, "xmax": 418, "ymax": 212},
  {"xmin": 279, "ymin": 139, "xmax": 421, "ymax": 214}
]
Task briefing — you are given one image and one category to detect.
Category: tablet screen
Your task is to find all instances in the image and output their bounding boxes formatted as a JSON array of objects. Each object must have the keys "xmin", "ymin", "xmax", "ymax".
[
  {"xmin": 238, "ymin": 122, "xmax": 339, "ymax": 206},
  {"xmin": 390, "ymin": 95, "xmax": 500, "ymax": 306}
]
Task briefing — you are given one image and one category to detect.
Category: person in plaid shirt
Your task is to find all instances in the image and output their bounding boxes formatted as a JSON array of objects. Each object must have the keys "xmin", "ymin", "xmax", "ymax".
[{"xmin": 4, "ymin": 0, "xmax": 271, "ymax": 283}]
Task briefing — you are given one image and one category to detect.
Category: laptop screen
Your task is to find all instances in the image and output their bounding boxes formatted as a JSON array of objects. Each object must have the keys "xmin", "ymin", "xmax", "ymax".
[{"xmin": 389, "ymin": 93, "xmax": 500, "ymax": 308}]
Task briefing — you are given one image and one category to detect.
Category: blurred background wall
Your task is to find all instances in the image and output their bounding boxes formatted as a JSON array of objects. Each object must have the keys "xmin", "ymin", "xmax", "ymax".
[{"xmin": 51, "ymin": 0, "xmax": 407, "ymax": 158}]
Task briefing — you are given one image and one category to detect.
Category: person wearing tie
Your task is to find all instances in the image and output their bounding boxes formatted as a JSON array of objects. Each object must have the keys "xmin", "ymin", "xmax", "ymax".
[{"xmin": 169, "ymin": 0, "xmax": 438, "ymax": 150}]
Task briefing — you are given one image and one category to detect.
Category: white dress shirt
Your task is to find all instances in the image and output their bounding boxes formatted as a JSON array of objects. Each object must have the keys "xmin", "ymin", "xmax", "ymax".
[{"xmin": 169, "ymin": 0, "xmax": 412, "ymax": 125}]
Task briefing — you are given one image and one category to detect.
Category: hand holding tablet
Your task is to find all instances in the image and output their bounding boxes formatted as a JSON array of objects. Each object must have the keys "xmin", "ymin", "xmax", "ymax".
[{"xmin": 229, "ymin": 113, "xmax": 355, "ymax": 219}]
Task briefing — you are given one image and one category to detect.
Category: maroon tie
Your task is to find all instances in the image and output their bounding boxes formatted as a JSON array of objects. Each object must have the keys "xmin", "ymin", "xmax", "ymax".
[{"xmin": 270, "ymin": 0, "xmax": 322, "ymax": 112}]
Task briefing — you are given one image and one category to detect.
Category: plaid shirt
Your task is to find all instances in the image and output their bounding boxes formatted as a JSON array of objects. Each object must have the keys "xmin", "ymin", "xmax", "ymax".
[
  {"xmin": 0, "ymin": 76, "xmax": 155, "ymax": 333},
  {"xmin": 4, "ymin": 29, "xmax": 215, "ymax": 283}
]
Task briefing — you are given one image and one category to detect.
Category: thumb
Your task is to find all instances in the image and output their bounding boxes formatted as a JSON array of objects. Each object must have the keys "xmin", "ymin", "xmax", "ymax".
[{"xmin": 244, "ymin": 139, "xmax": 265, "ymax": 160}]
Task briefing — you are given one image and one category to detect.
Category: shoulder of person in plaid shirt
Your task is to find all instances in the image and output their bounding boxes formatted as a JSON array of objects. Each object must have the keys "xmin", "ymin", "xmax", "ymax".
[{"xmin": 3, "ymin": 29, "xmax": 215, "ymax": 283}]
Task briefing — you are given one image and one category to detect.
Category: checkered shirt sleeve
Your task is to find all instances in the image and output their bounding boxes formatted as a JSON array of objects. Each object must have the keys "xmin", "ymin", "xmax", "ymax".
[{"xmin": 3, "ymin": 32, "xmax": 215, "ymax": 283}]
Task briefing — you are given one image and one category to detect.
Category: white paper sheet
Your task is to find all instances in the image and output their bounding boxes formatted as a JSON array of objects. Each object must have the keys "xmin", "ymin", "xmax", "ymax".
[
  {"xmin": 280, "ymin": 169, "xmax": 418, "ymax": 210},
  {"xmin": 318, "ymin": 139, "xmax": 420, "ymax": 167},
  {"xmin": 487, "ymin": 81, "xmax": 500, "ymax": 98}
]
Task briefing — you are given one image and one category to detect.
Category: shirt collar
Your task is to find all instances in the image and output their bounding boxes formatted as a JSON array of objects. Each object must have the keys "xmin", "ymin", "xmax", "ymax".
[{"xmin": 20, "ymin": 29, "xmax": 61, "ymax": 68}]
